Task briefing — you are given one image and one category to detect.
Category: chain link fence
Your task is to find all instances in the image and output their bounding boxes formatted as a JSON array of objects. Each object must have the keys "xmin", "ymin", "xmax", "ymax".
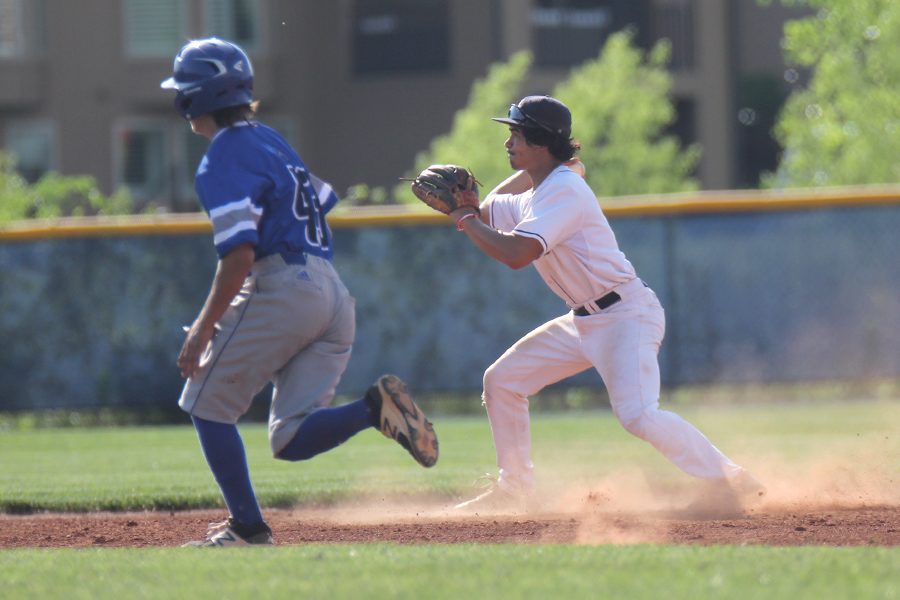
[{"xmin": 1, "ymin": 193, "xmax": 898, "ymax": 412}]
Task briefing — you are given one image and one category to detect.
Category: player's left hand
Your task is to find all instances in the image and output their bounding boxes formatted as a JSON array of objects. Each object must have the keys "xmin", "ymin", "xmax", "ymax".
[
  {"xmin": 406, "ymin": 164, "xmax": 481, "ymax": 215},
  {"xmin": 178, "ymin": 321, "xmax": 216, "ymax": 379}
]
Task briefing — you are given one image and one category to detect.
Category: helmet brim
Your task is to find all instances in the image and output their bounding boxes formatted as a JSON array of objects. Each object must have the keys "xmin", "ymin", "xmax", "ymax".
[
  {"xmin": 491, "ymin": 117, "xmax": 525, "ymax": 127},
  {"xmin": 160, "ymin": 77, "xmax": 199, "ymax": 91}
]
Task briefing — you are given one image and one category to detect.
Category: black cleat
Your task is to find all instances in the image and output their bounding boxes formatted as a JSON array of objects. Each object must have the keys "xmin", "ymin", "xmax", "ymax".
[{"xmin": 365, "ymin": 374, "xmax": 439, "ymax": 468}]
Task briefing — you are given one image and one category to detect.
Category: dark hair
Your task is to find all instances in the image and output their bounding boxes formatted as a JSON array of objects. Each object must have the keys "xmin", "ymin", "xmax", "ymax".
[
  {"xmin": 210, "ymin": 102, "xmax": 257, "ymax": 127},
  {"xmin": 521, "ymin": 126, "xmax": 581, "ymax": 162}
]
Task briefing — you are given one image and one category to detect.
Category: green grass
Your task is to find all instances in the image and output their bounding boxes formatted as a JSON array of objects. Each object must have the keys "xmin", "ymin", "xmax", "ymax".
[
  {"xmin": 1, "ymin": 545, "xmax": 896, "ymax": 600},
  {"xmin": 1, "ymin": 400, "xmax": 898, "ymax": 599},
  {"xmin": 1, "ymin": 400, "xmax": 898, "ymax": 512}
]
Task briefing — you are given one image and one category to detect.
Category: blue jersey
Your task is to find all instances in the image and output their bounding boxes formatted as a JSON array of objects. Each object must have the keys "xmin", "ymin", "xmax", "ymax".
[{"xmin": 195, "ymin": 122, "xmax": 337, "ymax": 263}]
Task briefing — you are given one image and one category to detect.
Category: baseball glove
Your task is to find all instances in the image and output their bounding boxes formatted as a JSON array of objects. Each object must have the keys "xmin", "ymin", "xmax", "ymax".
[{"xmin": 407, "ymin": 164, "xmax": 481, "ymax": 215}]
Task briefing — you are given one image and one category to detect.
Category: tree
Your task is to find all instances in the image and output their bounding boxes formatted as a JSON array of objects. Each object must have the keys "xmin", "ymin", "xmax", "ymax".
[
  {"xmin": 391, "ymin": 50, "xmax": 533, "ymax": 203},
  {"xmin": 0, "ymin": 153, "xmax": 132, "ymax": 223},
  {"xmin": 553, "ymin": 30, "xmax": 699, "ymax": 196},
  {"xmin": 765, "ymin": 0, "xmax": 900, "ymax": 187},
  {"xmin": 394, "ymin": 30, "xmax": 697, "ymax": 204}
]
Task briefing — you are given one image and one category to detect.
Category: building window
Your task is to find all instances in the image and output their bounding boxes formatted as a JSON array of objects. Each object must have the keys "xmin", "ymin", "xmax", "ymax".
[
  {"xmin": 203, "ymin": 0, "xmax": 261, "ymax": 50},
  {"xmin": 174, "ymin": 128, "xmax": 209, "ymax": 211},
  {"xmin": 352, "ymin": 0, "xmax": 450, "ymax": 76},
  {"xmin": 115, "ymin": 122, "xmax": 170, "ymax": 207},
  {"xmin": 125, "ymin": 0, "xmax": 188, "ymax": 58},
  {"xmin": 0, "ymin": 0, "xmax": 24, "ymax": 57},
  {"xmin": 652, "ymin": 0, "xmax": 694, "ymax": 70},
  {"xmin": 735, "ymin": 74, "xmax": 788, "ymax": 188},
  {"xmin": 5, "ymin": 121, "xmax": 55, "ymax": 183},
  {"xmin": 531, "ymin": 0, "xmax": 649, "ymax": 68},
  {"xmin": 668, "ymin": 98, "xmax": 696, "ymax": 148}
]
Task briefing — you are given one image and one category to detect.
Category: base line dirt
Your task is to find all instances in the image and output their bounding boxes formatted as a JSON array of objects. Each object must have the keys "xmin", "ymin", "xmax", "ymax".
[{"xmin": 0, "ymin": 504, "xmax": 896, "ymax": 548}]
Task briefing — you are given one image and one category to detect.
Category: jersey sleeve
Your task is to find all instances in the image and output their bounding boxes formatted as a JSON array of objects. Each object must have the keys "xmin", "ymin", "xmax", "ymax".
[
  {"xmin": 483, "ymin": 191, "xmax": 522, "ymax": 232},
  {"xmin": 310, "ymin": 173, "xmax": 339, "ymax": 214},
  {"xmin": 195, "ymin": 148, "xmax": 268, "ymax": 258},
  {"xmin": 512, "ymin": 185, "xmax": 583, "ymax": 254}
]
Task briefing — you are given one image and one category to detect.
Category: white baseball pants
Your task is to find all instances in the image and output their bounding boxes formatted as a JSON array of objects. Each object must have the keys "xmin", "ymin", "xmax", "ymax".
[{"xmin": 482, "ymin": 282, "xmax": 742, "ymax": 492}]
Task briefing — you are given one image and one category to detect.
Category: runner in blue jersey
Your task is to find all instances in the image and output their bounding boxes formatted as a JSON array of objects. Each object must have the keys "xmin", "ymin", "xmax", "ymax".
[
  {"xmin": 196, "ymin": 121, "xmax": 336, "ymax": 264},
  {"xmin": 161, "ymin": 38, "xmax": 438, "ymax": 547}
]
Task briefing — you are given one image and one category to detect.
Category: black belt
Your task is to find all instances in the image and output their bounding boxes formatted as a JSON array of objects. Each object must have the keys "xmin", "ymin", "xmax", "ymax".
[{"xmin": 573, "ymin": 291, "xmax": 621, "ymax": 316}]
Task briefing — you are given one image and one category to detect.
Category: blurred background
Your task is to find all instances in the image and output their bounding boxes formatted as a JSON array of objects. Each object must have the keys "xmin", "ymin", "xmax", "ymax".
[
  {"xmin": 2, "ymin": 0, "xmax": 811, "ymax": 208},
  {"xmin": 1, "ymin": 0, "xmax": 898, "ymax": 422}
]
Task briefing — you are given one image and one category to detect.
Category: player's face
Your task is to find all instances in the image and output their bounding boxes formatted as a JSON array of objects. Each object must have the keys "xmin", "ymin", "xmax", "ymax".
[
  {"xmin": 505, "ymin": 127, "xmax": 545, "ymax": 171},
  {"xmin": 189, "ymin": 114, "xmax": 218, "ymax": 139}
]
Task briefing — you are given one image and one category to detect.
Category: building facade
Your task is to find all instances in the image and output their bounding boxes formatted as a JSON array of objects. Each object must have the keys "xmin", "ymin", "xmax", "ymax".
[{"xmin": 0, "ymin": 0, "xmax": 805, "ymax": 211}]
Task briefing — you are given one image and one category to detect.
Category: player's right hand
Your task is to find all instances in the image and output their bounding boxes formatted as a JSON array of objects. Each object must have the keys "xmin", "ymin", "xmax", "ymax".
[
  {"xmin": 564, "ymin": 158, "xmax": 585, "ymax": 178},
  {"xmin": 178, "ymin": 321, "xmax": 215, "ymax": 379}
]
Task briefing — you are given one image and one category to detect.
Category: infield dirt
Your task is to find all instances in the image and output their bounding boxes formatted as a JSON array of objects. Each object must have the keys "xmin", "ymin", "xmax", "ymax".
[
  {"xmin": 0, "ymin": 504, "xmax": 896, "ymax": 548},
  {"xmin": 2, "ymin": 425, "xmax": 897, "ymax": 548},
  {"xmin": 3, "ymin": 468, "xmax": 898, "ymax": 551}
]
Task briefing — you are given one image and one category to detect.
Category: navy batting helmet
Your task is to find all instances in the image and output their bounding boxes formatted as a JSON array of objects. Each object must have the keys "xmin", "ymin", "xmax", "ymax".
[
  {"xmin": 160, "ymin": 38, "xmax": 254, "ymax": 120},
  {"xmin": 492, "ymin": 96, "xmax": 572, "ymax": 139}
]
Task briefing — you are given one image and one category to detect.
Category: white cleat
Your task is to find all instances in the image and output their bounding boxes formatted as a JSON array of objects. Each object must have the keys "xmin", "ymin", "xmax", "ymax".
[
  {"xmin": 455, "ymin": 475, "xmax": 533, "ymax": 513},
  {"xmin": 182, "ymin": 517, "xmax": 274, "ymax": 547}
]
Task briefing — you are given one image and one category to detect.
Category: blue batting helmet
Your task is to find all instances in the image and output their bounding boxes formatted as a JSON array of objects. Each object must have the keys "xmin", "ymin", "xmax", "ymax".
[{"xmin": 160, "ymin": 38, "xmax": 254, "ymax": 120}]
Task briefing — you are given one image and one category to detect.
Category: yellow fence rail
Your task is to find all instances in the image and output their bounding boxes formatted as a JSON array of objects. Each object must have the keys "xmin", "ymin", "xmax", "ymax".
[{"xmin": 1, "ymin": 184, "xmax": 898, "ymax": 242}]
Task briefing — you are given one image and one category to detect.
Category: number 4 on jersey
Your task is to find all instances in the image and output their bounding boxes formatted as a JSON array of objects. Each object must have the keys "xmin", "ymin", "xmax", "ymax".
[{"xmin": 288, "ymin": 165, "xmax": 330, "ymax": 251}]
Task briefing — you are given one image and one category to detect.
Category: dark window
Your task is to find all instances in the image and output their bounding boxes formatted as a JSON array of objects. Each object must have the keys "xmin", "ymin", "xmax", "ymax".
[
  {"xmin": 668, "ymin": 98, "xmax": 696, "ymax": 148},
  {"xmin": 651, "ymin": 0, "xmax": 694, "ymax": 70},
  {"xmin": 5, "ymin": 121, "xmax": 55, "ymax": 183},
  {"xmin": 734, "ymin": 74, "xmax": 788, "ymax": 188},
  {"xmin": 352, "ymin": 0, "xmax": 449, "ymax": 76},
  {"xmin": 532, "ymin": 0, "xmax": 649, "ymax": 68},
  {"xmin": 118, "ymin": 127, "xmax": 168, "ymax": 205}
]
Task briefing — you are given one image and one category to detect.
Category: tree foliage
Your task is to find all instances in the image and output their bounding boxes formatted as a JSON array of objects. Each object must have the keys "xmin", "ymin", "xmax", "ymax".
[
  {"xmin": 765, "ymin": 0, "xmax": 900, "ymax": 187},
  {"xmin": 391, "ymin": 50, "xmax": 533, "ymax": 203},
  {"xmin": 0, "ymin": 153, "xmax": 132, "ymax": 224},
  {"xmin": 554, "ymin": 30, "xmax": 699, "ymax": 196},
  {"xmin": 394, "ymin": 30, "xmax": 697, "ymax": 203}
]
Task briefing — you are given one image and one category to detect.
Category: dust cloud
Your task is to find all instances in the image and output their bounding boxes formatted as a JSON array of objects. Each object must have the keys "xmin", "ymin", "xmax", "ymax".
[{"xmin": 284, "ymin": 402, "xmax": 897, "ymax": 546}]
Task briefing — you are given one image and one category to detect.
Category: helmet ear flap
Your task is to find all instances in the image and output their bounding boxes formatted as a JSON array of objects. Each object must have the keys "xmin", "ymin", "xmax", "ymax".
[{"xmin": 175, "ymin": 93, "xmax": 194, "ymax": 118}]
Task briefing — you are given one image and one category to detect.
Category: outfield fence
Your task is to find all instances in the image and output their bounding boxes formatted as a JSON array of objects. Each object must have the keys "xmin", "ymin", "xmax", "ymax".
[{"xmin": 1, "ymin": 185, "xmax": 899, "ymax": 411}]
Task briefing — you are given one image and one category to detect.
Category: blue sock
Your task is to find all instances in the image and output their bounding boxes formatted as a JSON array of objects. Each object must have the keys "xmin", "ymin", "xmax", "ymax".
[
  {"xmin": 191, "ymin": 415, "xmax": 264, "ymax": 528},
  {"xmin": 276, "ymin": 397, "xmax": 376, "ymax": 461}
]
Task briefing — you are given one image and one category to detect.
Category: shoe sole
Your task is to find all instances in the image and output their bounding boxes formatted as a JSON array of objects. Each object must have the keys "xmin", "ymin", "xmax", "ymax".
[
  {"xmin": 182, "ymin": 528, "xmax": 274, "ymax": 547},
  {"xmin": 454, "ymin": 489, "xmax": 529, "ymax": 513},
  {"xmin": 376, "ymin": 375, "xmax": 438, "ymax": 468},
  {"xmin": 454, "ymin": 491, "xmax": 492, "ymax": 510}
]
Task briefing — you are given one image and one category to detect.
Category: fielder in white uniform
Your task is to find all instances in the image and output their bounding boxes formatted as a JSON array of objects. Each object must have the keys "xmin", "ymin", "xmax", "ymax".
[{"xmin": 452, "ymin": 95, "xmax": 763, "ymax": 511}]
